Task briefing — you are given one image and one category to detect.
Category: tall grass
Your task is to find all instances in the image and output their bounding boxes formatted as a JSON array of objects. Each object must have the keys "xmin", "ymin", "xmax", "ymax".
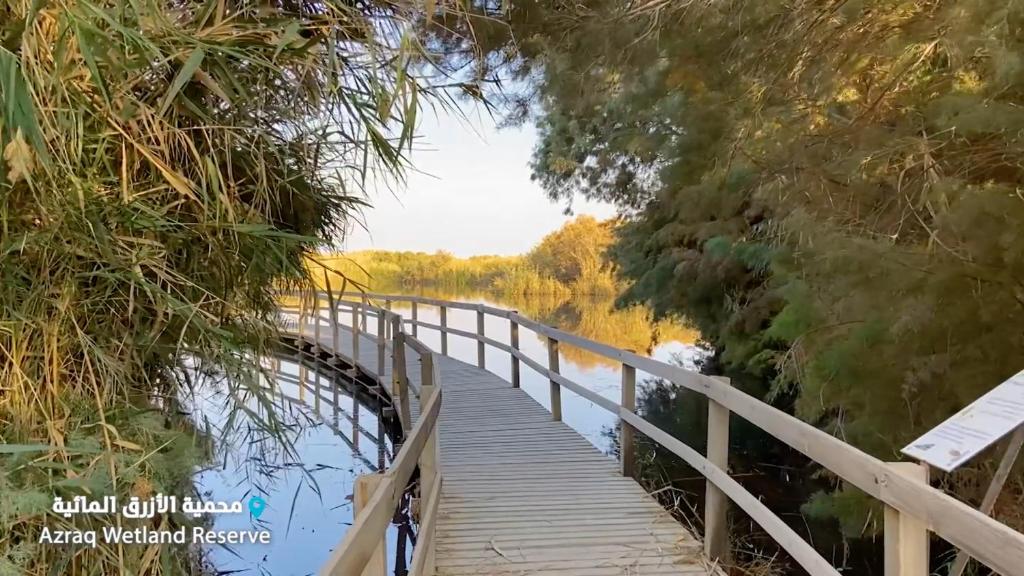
[{"xmin": 0, "ymin": 1, "xmax": 476, "ymax": 573}]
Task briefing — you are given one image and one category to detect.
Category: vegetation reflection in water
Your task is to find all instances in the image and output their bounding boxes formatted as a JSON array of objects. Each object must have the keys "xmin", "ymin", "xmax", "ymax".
[
  {"xmin": 186, "ymin": 353, "xmax": 408, "ymax": 575},
  {"xmin": 358, "ymin": 287, "xmax": 703, "ymax": 449}
]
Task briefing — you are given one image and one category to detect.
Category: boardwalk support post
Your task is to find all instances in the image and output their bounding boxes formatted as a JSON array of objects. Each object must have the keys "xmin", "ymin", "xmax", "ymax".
[
  {"xmin": 547, "ymin": 336, "xmax": 561, "ymax": 421},
  {"xmin": 353, "ymin": 474, "xmax": 387, "ymax": 576},
  {"xmin": 392, "ymin": 317, "xmax": 412, "ymax": 431},
  {"xmin": 313, "ymin": 293, "xmax": 321, "ymax": 354},
  {"xmin": 620, "ymin": 364, "xmax": 636, "ymax": 477},
  {"xmin": 411, "ymin": 301, "xmax": 418, "ymax": 338},
  {"xmin": 884, "ymin": 462, "xmax": 929, "ymax": 576},
  {"xmin": 510, "ymin": 318, "xmax": 520, "ymax": 388},
  {"xmin": 705, "ymin": 375, "xmax": 731, "ymax": 563},
  {"xmin": 440, "ymin": 305, "xmax": 448, "ymax": 355},
  {"xmin": 476, "ymin": 307, "xmax": 486, "ymax": 368},
  {"xmin": 314, "ymin": 371, "xmax": 321, "ymax": 411}
]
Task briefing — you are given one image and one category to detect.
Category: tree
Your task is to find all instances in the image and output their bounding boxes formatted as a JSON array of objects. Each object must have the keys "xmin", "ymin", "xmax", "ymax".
[
  {"xmin": 528, "ymin": 215, "xmax": 615, "ymax": 285},
  {"xmin": 469, "ymin": 0, "xmax": 1024, "ymax": 545}
]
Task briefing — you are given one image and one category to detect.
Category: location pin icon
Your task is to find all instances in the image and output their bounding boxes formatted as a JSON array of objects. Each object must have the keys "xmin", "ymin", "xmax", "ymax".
[{"xmin": 248, "ymin": 496, "xmax": 267, "ymax": 519}]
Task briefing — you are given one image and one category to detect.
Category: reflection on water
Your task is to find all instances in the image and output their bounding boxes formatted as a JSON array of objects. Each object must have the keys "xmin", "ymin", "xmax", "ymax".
[
  {"xmin": 364, "ymin": 288, "xmax": 704, "ymax": 450},
  {"xmin": 187, "ymin": 352, "xmax": 407, "ymax": 575}
]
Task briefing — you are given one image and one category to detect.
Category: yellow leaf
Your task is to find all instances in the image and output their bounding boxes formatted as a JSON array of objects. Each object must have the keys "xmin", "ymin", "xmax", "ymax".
[
  {"xmin": 3, "ymin": 129, "xmax": 34, "ymax": 183},
  {"xmin": 113, "ymin": 439, "xmax": 143, "ymax": 451}
]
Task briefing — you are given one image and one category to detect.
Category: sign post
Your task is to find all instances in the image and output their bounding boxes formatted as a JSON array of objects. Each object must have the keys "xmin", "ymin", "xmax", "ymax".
[{"xmin": 900, "ymin": 369, "xmax": 1024, "ymax": 576}]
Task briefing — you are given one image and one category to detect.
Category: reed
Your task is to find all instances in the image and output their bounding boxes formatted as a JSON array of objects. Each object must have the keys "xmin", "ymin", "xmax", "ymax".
[{"xmin": 0, "ymin": 1, "xmax": 474, "ymax": 573}]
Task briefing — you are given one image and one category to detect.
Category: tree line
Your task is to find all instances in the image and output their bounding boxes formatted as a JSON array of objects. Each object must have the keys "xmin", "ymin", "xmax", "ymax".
[{"xmin": 311, "ymin": 215, "xmax": 619, "ymax": 296}]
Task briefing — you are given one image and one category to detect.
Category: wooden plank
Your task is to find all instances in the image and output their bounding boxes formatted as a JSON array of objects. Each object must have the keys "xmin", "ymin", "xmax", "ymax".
[
  {"xmin": 392, "ymin": 325, "xmax": 412, "ymax": 431},
  {"xmin": 351, "ymin": 305, "xmax": 360, "ymax": 360},
  {"xmin": 884, "ymin": 463, "xmax": 929, "ymax": 576},
  {"xmin": 705, "ymin": 376, "xmax": 731, "ymax": 563},
  {"xmin": 354, "ymin": 475, "xmax": 386, "ymax": 576},
  {"xmin": 440, "ymin": 305, "xmax": 448, "ymax": 355},
  {"xmin": 620, "ymin": 364, "xmax": 636, "ymax": 478},
  {"xmin": 510, "ymin": 319, "xmax": 520, "ymax": 388},
  {"xmin": 319, "ymin": 473, "xmax": 395, "ymax": 576},
  {"xmin": 376, "ymin": 311, "xmax": 386, "ymax": 375},
  {"xmin": 476, "ymin": 308, "xmax": 485, "ymax": 368},
  {"xmin": 620, "ymin": 409, "xmax": 840, "ymax": 576},
  {"xmin": 547, "ymin": 336, "xmax": 561, "ymax": 421},
  {"xmin": 949, "ymin": 425, "xmax": 1024, "ymax": 576}
]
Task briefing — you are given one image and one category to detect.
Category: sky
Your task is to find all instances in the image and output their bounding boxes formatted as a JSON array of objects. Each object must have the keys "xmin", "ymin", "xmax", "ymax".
[{"xmin": 340, "ymin": 103, "xmax": 617, "ymax": 257}]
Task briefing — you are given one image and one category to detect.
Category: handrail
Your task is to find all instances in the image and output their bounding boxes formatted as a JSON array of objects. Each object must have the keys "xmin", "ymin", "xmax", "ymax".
[
  {"xmin": 279, "ymin": 294, "xmax": 443, "ymax": 576},
  {"xmin": 302, "ymin": 291, "xmax": 1024, "ymax": 576}
]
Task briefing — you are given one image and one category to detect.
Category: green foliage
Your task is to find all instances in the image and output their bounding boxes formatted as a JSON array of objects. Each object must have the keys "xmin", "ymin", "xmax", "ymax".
[
  {"xmin": 471, "ymin": 0, "xmax": 1024, "ymax": 541},
  {"xmin": 0, "ymin": 0, "xmax": 471, "ymax": 573}
]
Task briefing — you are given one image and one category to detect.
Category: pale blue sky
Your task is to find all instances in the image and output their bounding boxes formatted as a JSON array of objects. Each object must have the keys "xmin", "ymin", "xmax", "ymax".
[{"xmin": 342, "ymin": 104, "xmax": 616, "ymax": 257}]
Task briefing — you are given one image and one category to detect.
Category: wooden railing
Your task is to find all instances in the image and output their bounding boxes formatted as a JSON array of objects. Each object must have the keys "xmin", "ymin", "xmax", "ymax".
[
  {"xmin": 282, "ymin": 291, "xmax": 1024, "ymax": 576},
  {"xmin": 281, "ymin": 295, "xmax": 442, "ymax": 576}
]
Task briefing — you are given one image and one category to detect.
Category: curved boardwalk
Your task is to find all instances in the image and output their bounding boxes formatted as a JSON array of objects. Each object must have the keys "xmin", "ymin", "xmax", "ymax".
[{"xmin": 296, "ymin": 323, "xmax": 714, "ymax": 576}]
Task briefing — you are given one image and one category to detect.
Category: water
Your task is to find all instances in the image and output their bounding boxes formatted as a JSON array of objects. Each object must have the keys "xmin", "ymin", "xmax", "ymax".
[{"xmin": 187, "ymin": 353, "xmax": 408, "ymax": 576}]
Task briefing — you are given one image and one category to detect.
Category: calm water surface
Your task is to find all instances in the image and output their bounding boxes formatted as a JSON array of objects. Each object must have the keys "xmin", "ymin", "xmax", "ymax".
[{"xmin": 189, "ymin": 354, "xmax": 408, "ymax": 575}]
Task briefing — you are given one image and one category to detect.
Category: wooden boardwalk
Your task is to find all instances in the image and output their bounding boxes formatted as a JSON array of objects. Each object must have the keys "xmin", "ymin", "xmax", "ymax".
[
  {"xmin": 285, "ymin": 294, "xmax": 1024, "ymax": 576},
  {"xmin": 297, "ymin": 322, "xmax": 713, "ymax": 575}
]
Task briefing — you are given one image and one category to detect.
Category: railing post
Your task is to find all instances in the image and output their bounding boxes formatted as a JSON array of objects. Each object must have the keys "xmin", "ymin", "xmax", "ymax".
[
  {"xmin": 440, "ymin": 305, "xmax": 448, "ymax": 356},
  {"xmin": 705, "ymin": 375, "xmax": 731, "ymax": 563},
  {"xmin": 547, "ymin": 336, "xmax": 561, "ymax": 421},
  {"xmin": 411, "ymin": 301, "xmax": 418, "ymax": 338},
  {"xmin": 351, "ymin": 304, "xmax": 360, "ymax": 363},
  {"xmin": 385, "ymin": 300, "xmax": 393, "ymax": 339},
  {"xmin": 392, "ymin": 317, "xmax": 411, "ymax": 431},
  {"xmin": 414, "ymin": 354, "xmax": 442, "ymax": 576},
  {"xmin": 353, "ymin": 474, "xmax": 387, "ymax": 576},
  {"xmin": 298, "ymin": 362, "xmax": 307, "ymax": 402},
  {"xmin": 884, "ymin": 462, "xmax": 929, "ymax": 576},
  {"xmin": 419, "ymin": 353, "xmax": 439, "ymax": 501},
  {"xmin": 377, "ymin": 310, "xmax": 386, "ymax": 377},
  {"xmin": 361, "ymin": 294, "xmax": 369, "ymax": 329},
  {"xmin": 510, "ymin": 317, "xmax": 520, "ymax": 389},
  {"xmin": 620, "ymin": 364, "xmax": 636, "ymax": 477},
  {"xmin": 476, "ymin": 307, "xmax": 486, "ymax": 369}
]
